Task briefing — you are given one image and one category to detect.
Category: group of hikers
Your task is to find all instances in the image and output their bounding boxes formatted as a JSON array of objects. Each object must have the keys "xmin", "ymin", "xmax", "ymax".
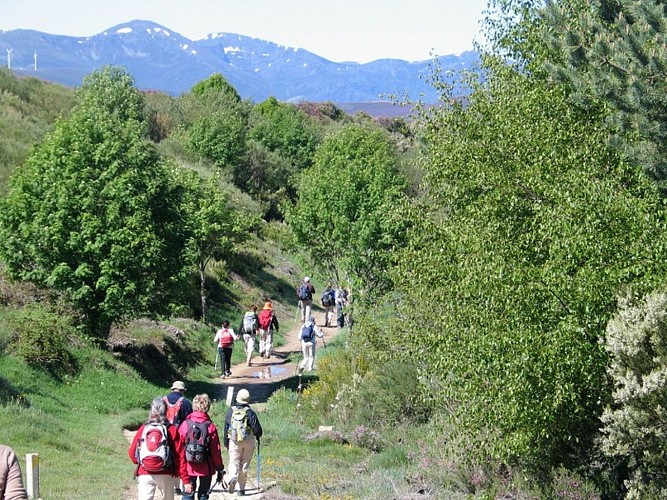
[
  {"xmin": 213, "ymin": 277, "xmax": 350, "ymax": 378},
  {"xmin": 129, "ymin": 381, "xmax": 263, "ymax": 499}
]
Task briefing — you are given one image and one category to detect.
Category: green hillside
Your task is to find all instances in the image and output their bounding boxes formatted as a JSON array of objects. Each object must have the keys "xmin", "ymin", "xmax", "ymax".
[{"xmin": 4, "ymin": 2, "xmax": 667, "ymax": 495}]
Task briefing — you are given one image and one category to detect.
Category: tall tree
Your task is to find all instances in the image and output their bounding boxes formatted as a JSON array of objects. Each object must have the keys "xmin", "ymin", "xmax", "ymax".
[
  {"xmin": 0, "ymin": 66, "xmax": 188, "ymax": 339},
  {"xmin": 287, "ymin": 123, "xmax": 408, "ymax": 295},
  {"xmin": 388, "ymin": 64, "xmax": 667, "ymax": 466},
  {"xmin": 178, "ymin": 171, "xmax": 254, "ymax": 323}
]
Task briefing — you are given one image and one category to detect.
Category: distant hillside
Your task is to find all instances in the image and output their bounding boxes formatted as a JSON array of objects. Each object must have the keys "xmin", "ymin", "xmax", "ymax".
[{"xmin": 0, "ymin": 20, "xmax": 478, "ymax": 109}]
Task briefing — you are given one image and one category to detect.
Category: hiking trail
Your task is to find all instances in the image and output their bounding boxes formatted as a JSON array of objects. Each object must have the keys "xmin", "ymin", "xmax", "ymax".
[{"xmin": 124, "ymin": 306, "xmax": 334, "ymax": 499}]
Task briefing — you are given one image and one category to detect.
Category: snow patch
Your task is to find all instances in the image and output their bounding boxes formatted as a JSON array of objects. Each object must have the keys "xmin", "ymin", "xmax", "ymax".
[
  {"xmin": 181, "ymin": 44, "xmax": 189, "ymax": 50},
  {"xmin": 224, "ymin": 46, "xmax": 241, "ymax": 54},
  {"xmin": 254, "ymin": 68, "xmax": 260, "ymax": 72},
  {"xmin": 262, "ymin": 53, "xmax": 270, "ymax": 57},
  {"xmin": 117, "ymin": 27, "xmax": 132, "ymax": 34}
]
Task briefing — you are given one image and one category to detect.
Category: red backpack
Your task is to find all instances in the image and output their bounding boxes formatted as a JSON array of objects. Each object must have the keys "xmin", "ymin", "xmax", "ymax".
[
  {"xmin": 219, "ymin": 328, "xmax": 234, "ymax": 348},
  {"xmin": 258, "ymin": 310, "xmax": 273, "ymax": 330},
  {"xmin": 163, "ymin": 396, "xmax": 183, "ymax": 425}
]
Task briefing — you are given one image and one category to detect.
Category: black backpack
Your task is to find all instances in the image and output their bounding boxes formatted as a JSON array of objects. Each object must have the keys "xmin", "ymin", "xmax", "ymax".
[{"xmin": 183, "ymin": 419, "xmax": 210, "ymax": 464}]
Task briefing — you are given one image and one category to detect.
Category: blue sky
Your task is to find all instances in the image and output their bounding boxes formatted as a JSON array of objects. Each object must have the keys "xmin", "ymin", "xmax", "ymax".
[{"xmin": 2, "ymin": 0, "xmax": 488, "ymax": 63}]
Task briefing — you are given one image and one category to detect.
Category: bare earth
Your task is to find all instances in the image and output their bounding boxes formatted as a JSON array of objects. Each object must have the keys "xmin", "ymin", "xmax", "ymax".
[{"xmin": 124, "ymin": 308, "xmax": 333, "ymax": 499}]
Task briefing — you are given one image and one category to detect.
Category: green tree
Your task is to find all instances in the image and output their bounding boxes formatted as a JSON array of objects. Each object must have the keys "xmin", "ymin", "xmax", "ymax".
[
  {"xmin": 388, "ymin": 65, "xmax": 667, "ymax": 467},
  {"xmin": 249, "ymin": 96, "xmax": 318, "ymax": 171},
  {"xmin": 287, "ymin": 123, "xmax": 408, "ymax": 295},
  {"xmin": 0, "ymin": 66, "xmax": 188, "ymax": 339},
  {"xmin": 179, "ymin": 74, "xmax": 249, "ymax": 169},
  {"xmin": 178, "ymin": 171, "xmax": 254, "ymax": 323}
]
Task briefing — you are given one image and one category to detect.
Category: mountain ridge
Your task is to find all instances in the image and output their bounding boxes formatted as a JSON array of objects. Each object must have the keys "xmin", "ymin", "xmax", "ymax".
[{"xmin": 0, "ymin": 19, "xmax": 478, "ymax": 106}]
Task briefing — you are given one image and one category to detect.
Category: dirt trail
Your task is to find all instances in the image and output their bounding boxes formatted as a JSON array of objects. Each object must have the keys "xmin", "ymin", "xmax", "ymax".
[{"xmin": 125, "ymin": 306, "xmax": 335, "ymax": 499}]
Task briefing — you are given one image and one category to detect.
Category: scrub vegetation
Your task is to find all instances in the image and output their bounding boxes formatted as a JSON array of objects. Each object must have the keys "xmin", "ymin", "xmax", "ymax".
[{"xmin": 3, "ymin": 1, "xmax": 667, "ymax": 498}]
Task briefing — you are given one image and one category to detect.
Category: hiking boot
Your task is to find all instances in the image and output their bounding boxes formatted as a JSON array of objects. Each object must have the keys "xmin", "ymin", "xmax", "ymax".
[
  {"xmin": 226, "ymin": 371, "xmax": 232, "ymax": 377},
  {"xmin": 239, "ymin": 490, "xmax": 245, "ymax": 496},
  {"xmin": 227, "ymin": 477, "xmax": 237, "ymax": 494}
]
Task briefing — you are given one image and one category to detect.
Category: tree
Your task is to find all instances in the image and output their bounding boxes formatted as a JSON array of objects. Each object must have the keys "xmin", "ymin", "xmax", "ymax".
[
  {"xmin": 0, "ymin": 66, "xmax": 188, "ymax": 339},
  {"xmin": 387, "ymin": 64, "xmax": 667, "ymax": 467},
  {"xmin": 178, "ymin": 171, "xmax": 254, "ymax": 323},
  {"xmin": 287, "ymin": 123, "xmax": 408, "ymax": 295},
  {"xmin": 179, "ymin": 74, "xmax": 249, "ymax": 169}
]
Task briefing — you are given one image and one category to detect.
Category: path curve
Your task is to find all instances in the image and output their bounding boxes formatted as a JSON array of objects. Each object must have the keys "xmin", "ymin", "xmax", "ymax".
[{"xmin": 124, "ymin": 307, "xmax": 335, "ymax": 499}]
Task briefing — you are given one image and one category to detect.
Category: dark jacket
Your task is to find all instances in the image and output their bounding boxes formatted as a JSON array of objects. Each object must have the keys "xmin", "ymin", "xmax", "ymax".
[{"xmin": 223, "ymin": 403, "xmax": 263, "ymax": 449}]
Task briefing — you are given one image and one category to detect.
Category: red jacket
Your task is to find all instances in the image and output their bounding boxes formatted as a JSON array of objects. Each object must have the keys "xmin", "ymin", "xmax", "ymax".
[
  {"xmin": 128, "ymin": 422, "xmax": 190, "ymax": 485},
  {"xmin": 178, "ymin": 411, "xmax": 224, "ymax": 476}
]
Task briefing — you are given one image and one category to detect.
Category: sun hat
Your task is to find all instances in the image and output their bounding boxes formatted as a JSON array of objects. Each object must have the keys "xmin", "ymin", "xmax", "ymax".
[
  {"xmin": 262, "ymin": 302, "xmax": 272, "ymax": 310},
  {"xmin": 236, "ymin": 388, "xmax": 251, "ymax": 404},
  {"xmin": 308, "ymin": 316, "xmax": 316, "ymax": 324},
  {"xmin": 304, "ymin": 276, "xmax": 310, "ymax": 282},
  {"xmin": 171, "ymin": 380, "xmax": 186, "ymax": 391}
]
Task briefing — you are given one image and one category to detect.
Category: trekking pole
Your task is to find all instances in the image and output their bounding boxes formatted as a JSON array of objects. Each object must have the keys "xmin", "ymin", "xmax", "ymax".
[
  {"xmin": 214, "ymin": 346, "xmax": 219, "ymax": 371},
  {"xmin": 293, "ymin": 302, "xmax": 301, "ymax": 326},
  {"xmin": 256, "ymin": 439, "xmax": 261, "ymax": 490}
]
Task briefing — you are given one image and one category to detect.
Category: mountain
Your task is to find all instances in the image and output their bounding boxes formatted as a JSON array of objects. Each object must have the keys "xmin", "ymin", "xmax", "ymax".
[{"xmin": 0, "ymin": 20, "xmax": 478, "ymax": 105}]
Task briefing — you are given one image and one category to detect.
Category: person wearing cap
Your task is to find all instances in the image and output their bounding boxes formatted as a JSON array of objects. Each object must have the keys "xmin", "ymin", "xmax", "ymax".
[
  {"xmin": 296, "ymin": 277, "xmax": 316, "ymax": 323},
  {"xmin": 223, "ymin": 389, "xmax": 263, "ymax": 496},
  {"xmin": 297, "ymin": 316, "xmax": 324, "ymax": 372},
  {"xmin": 257, "ymin": 301, "xmax": 279, "ymax": 359},
  {"xmin": 164, "ymin": 381, "xmax": 193, "ymax": 428},
  {"xmin": 238, "ymin": 305, "xmax": 260, "ymax": 367}
]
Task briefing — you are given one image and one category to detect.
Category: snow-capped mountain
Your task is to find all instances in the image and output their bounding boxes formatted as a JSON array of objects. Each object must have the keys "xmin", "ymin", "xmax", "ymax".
[{"xmin": 0, "ymin": 20, "xmax": 478, "ymax": 103}]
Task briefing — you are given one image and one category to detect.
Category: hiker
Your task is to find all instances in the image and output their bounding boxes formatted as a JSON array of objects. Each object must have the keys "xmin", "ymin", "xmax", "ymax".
[
  {"xmin": 238, "ymin": 305, "xmax": 259, "ymax": 367},
  {"xmin": 257, "ymin": 301, "xmax": 279, "ymax": 359},
  {"xmin": 321, "ymin": 284, "xmax": 336, "ymax": 327},
  {"xmin": 224, "ymin": 389, "xmax": 263, "ymax": 496},
  {"xmin": 0, "ymin": 445, "xmax": 28, "ymax": 500},
  {"xmin": 297, "ymin": 316, "xmax": 325, "ymax": 372},
  {"xmin": 177, "ymin": 394, "xmax": 225, "ymax": 500},
  {"xmin": 128, "ymin": 397, "xmax": 192, "ymax": 500},
  {"xmin": 335, "ymin": 287, "xmax": 349, "ymax": 328},
  {"xmin": 296, "ymin": 276, "xmax": 316, "ymax": 323},
  {"xmin": 214, "ymin": 320, "xmax": 237, "ymax": 378},
  {"xmin": 164, "ymin": 381, "xmax": 193, "ymax": 429}
]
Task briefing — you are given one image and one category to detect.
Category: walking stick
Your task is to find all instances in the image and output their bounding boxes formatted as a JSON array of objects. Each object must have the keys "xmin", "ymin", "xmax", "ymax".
[
  {"xmin": 256, "ymin": 439, "xmax": 261, "ymax": 490},
  {"xmin": 293, "ymin": 302, "xmax": 301, "ymax": 326},
  {"xmin": 214, "ymin": 346, "xmax": 219, "ymax": 371}
]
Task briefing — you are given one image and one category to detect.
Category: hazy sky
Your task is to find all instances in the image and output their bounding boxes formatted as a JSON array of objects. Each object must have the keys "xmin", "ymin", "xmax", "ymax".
[{"xmin": 1, "ymin": 0, "xmax": 488, "ymax": 63}]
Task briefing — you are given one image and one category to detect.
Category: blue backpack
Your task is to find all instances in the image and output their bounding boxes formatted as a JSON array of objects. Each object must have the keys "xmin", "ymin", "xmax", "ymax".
[{"xmin": 301, "ymin": 324, "xmax": 314, "ymax": 341}]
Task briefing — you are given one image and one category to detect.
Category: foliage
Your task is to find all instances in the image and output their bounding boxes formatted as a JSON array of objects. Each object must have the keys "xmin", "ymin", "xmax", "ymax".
[
  {"xmin": 143, "ymin": 90, "xmax": 181, "ymax": 142},
  {"xmin": 0, "ymin": 68, "xmax": 76, "ymax": 195},
  {"xmin": 0, "ymin": 66, "xmax": 189, "ymax": 339},
  {"xmin": 391, "ymin": 64, "xmax": 667, "ymax": 467},
  {"xmin": 190, "ymin": 72, "xmax": 241, "ymax": 102},
  {"xmin": 287, "ymin": 123, "xmax": 409, "ymax": 295},
  {"xmin": 4, "ymin": 303, "xmax": 77, "ymax": 377},
  {"xmin": 601, "ymin": 291, "xmax": 667, "ymax": 498},
  {"xmin": 177, "ymin": 170, "xmax": 256, "ymax": 322},
  {"xmin": 249, "ymin": 96, "xmax": 319, "ymax": 171},
  {"xmin": 179, "ymin": 74, "xmax": 249, "ymax": 169}
]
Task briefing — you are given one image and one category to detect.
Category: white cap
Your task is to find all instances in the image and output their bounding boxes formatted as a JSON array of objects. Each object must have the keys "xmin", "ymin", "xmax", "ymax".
[{"xmin": 304, "ymin": 276, "xmax": 310, "ymax": 282}]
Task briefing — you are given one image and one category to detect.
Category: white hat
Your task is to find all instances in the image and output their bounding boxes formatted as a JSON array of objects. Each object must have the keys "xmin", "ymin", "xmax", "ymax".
[
  {"xmin": 170, "ymin": 380, "xmax": 186, "ymax": 391},
  {"xmin": 304, "ymin": 276, "xmax": 310, "ymax": 282},
  {"xmin": 308, "ymin": 316, "xmax": 316, "ymax": 324},
  {"xmin": 236, "ymin": 388, "xmax": 251, "ymax": 404}
]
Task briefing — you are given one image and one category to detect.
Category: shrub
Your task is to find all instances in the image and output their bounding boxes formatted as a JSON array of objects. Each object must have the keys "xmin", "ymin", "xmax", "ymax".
[
  {"xmin": 6, "ymin": 303, "xmax": 78, "ymax": 377},
  {"xmin": 601, "ymin": 291, "xmax": 667, "ymax": 498}
]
